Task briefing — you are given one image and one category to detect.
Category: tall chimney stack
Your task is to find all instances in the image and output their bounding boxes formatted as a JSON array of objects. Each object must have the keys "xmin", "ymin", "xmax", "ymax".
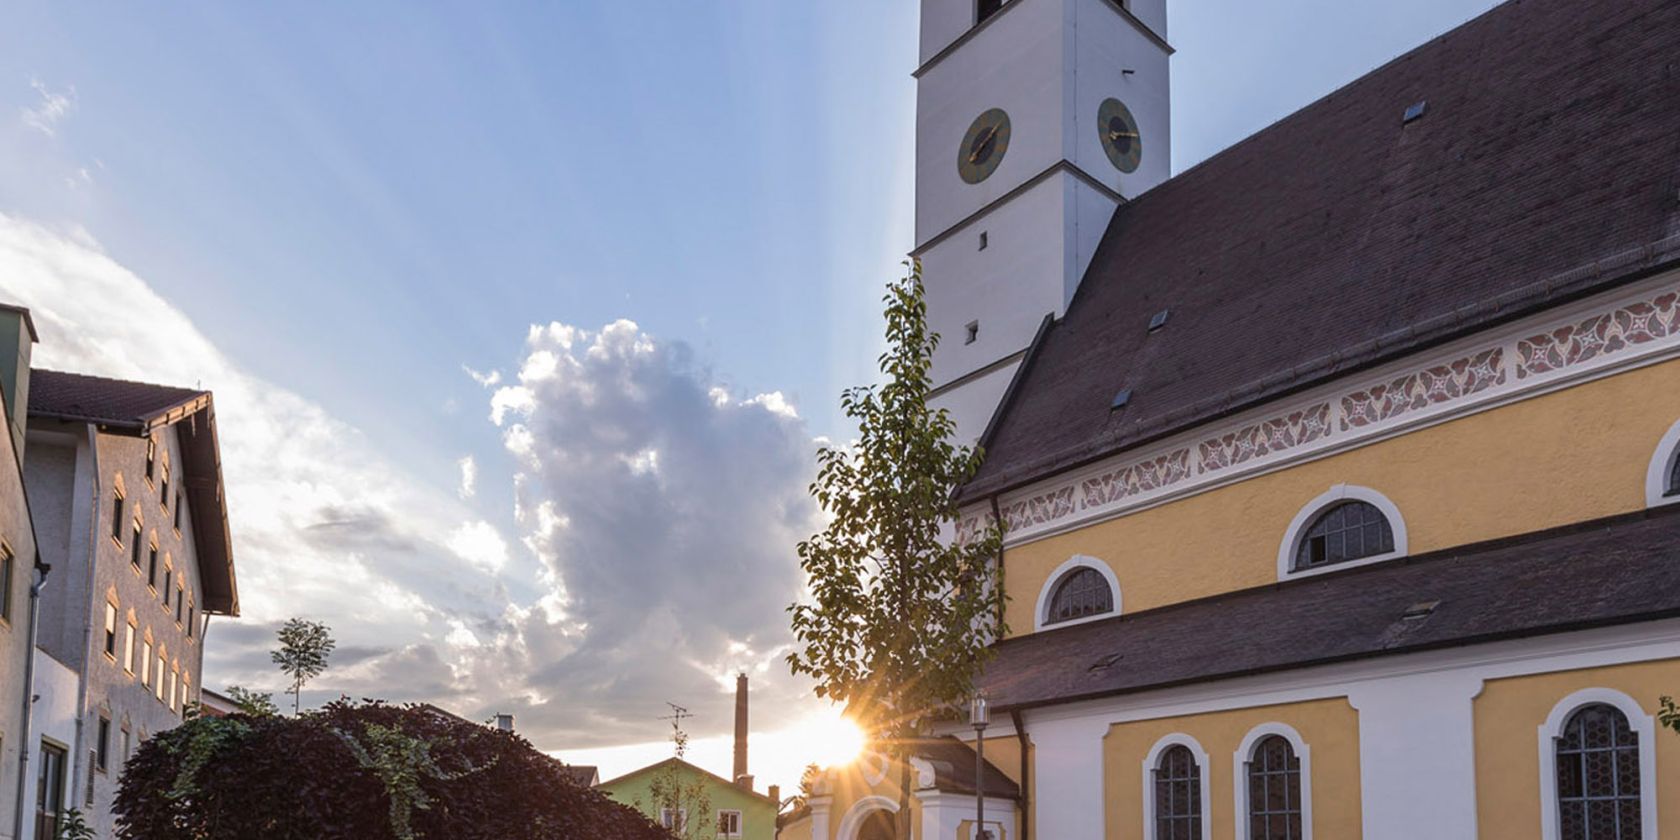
[
  {"xmin": 732, "ymin": 672, "xmax": 749, "ymax": 787},
  {"xmin": 0, "ymin": 304, "xmax": 37, "ymax": 462}
]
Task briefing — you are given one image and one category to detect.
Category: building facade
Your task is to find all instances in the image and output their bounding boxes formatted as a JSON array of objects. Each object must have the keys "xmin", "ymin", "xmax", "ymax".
[
  {"xmin": 0, "ymin": 307, "xmax": 44, "ymax": 840},
  {"xmin": 22, "ymin": 368, "xmax": 239, "ymax": 839},
  {"xmin": 806, "ymin": 0, "xmax": 1680, "ymax": 838}
]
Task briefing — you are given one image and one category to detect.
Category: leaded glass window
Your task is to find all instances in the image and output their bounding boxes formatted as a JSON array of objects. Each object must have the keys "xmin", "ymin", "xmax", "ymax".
[
  {"xmin": 1046, "ymin": 567, "xmax": 1112, "ymax": 625},
  {"xmin": 1293, "ymin": 501, "xmax": 1394, "ymax": 571},
  {"xmin": 1246, "ymin": 736, "xmax": 1303, "ymax": 840},
  {"xmin": 1153, "ymin": 745, "xmax": 1202, "ymax": 840},
  {"xmin": 1556, "ymin": 704, "xmax": 1641, "ymax": 840},
  {"xmin": 1667, "ymin": 453, "xmax": 1679, "ymax": 497}
]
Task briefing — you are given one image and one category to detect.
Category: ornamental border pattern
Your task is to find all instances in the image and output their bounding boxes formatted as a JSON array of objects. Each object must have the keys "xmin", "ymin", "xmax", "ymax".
[{"xmin": 960, "ymin": 280, "xmax": 1680, "ymax": 547}]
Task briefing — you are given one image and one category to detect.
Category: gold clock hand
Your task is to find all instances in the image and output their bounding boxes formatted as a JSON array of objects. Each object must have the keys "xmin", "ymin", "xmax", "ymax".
[{"xmin": 969, "ymin": 125, "xmax": 998, "ymax": 163}]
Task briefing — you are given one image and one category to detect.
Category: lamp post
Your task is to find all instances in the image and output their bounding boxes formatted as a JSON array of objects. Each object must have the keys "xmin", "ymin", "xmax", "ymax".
[{"xmin": 970, "ymin": 693, "xmax": 990, "ymax": 840}]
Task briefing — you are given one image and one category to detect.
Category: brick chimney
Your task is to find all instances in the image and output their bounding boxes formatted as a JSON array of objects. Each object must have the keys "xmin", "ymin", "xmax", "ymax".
[
  {"xmin": 495, "ymin": 713, "xmax": 514, "ymax": 732},
  {"xmin": 732, "ymin": 672, "xmax": 749, "ymax": 788},
  {"xmin": 0, "ymin": 304, "xmax": 36, "ymax": 461}
]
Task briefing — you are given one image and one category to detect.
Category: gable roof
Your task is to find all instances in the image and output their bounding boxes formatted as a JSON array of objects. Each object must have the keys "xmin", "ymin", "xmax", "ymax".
[
  {"xmin": 965, "ymin": 0, "xmax": 1680, "ymax": 500},
  {"xmin": 28, "ymin": 369, "xmax": 238, "ymax": 615},
  {"xmin": 596, "ymin": 757, "xmax": 780, "ymax": 807},
  {"xmin": 977, "ymin": 506, "xmax": 1680, "ymax": 712}
]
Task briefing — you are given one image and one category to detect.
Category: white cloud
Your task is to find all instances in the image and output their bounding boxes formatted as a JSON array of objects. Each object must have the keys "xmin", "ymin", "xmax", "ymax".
[
  {"xmin": 446, "ymin": 519, "xmax": 509, "ymax": 573},
  {"xmin": 457, "ymin": 455, "xmax": 477, "ymax": 499},
  {"xmin": 21, "ymin": 79, "xmax": 76, "ymax": 137}
]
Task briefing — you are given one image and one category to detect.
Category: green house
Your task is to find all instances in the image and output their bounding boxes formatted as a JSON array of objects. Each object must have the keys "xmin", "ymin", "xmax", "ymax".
[{"xmin": 598, "ymin": 757, "xmax": 779, "ymax": 840}]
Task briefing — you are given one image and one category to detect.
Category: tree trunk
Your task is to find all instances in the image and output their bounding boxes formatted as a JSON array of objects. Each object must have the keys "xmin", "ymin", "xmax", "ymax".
[{"xmin": 896, "ymin": 753, "xmax": 913, "ymax": 839}]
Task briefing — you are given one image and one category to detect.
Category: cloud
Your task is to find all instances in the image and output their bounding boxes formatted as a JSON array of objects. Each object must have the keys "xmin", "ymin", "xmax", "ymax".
[
  {"xmin": 21, "ymin": 79, "xmax": 76, "ymax": 137},
  {"xmin": 0, "ymin": 214, "xmax": 826, "ymax": 763}
]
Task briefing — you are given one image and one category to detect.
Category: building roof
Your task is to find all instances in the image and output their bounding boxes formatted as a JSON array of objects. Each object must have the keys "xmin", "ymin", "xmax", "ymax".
[
  {"xmin": 977, "ymin": 506, "xmax": 1680, "ymax": 712},
  {"xmin": 28, "ymin": 369, "xmax": 238, "ymax": 615},
  {"xmin": 964, "ymin": 0, "xmax": 1680, "ymax": 500},
  {"xmin": 596, "ymin": 757, "xmax": 780, "ymax": 807},
  {"xmin": 902, "ymin": 737, "xmax": 1020, "ymax": 799}
]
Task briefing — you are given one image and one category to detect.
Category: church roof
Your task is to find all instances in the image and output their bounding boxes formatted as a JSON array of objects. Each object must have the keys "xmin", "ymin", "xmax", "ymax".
[
  {"xmin": 28, "ymin": 369, "xmax": 239, "ymax": 616},
  {"xmin": 976, "ymin": 506, "xmax": 1680, "ymax": 712},
  {"xmin": 963, "ymin": 0, "xmax": 1680, "ymax": 501}
]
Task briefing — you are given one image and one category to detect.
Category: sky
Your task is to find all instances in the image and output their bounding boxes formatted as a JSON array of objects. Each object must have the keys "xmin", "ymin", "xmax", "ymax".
[{"xmin": 0, "ymin": 0, "xmax": 1504, "ymax": 795}]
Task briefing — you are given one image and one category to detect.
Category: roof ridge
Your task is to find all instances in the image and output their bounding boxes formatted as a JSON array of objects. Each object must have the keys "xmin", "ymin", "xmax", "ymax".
[{"xmin": 31, "ymin": 366, "xmax": 206, "ymax": 395}]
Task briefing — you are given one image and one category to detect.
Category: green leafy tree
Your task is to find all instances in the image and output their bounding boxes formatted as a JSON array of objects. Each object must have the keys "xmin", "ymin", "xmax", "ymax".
[
  {"xmin": 633, "ymin": 706, "xmax": 711, "ymax": 839},
  {"xmin": 271, "ymin": 618, "xmax": 335, "ymax": 716},
  {"xmin": 787, "ymin": 259, "xmax": 1006, "ymax": 836},
  {"xmin": 1660, "ymin": 696, "xmax": 1679, "ymax": 736},
  {"xmin": 55, "ymin": 808, "xmax": 94, "ymax": 840},
  {"xmin": 224, "ymin": 685, "xmax": 280, "ymax": 717}
]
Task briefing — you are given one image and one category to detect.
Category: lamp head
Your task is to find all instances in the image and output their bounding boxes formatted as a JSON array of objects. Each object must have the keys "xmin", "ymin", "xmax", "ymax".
[{"xmin": 969, "ymin": 693, "xmax": 990, "ymax": 729}]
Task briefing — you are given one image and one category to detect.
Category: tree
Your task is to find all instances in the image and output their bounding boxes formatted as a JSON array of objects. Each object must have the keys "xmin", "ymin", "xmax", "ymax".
[
  {"xmin": 1661, "ymin": 696, "xmax": 1679, "ymax": 736},
  {"xmin": 112, "ymin": 700, "xmax": 672, "ymax": 839},
  {"xmin": 786, "ymin": 259, "xmax": 1006, "ymax": 837},
  {"xmin": 271, "ymin": 618, "xmax": 335, "ymax": 716},
  {"xmin": 55, "ymin": 809, "xmax": 94, "ymax": 840},
  {"xmin": 224, "ymin": 685, "xmax": 280, "ymax": 717},
  {"xmin": 634, "ymin": 705, "xmax": 712, "ymax": 840}
]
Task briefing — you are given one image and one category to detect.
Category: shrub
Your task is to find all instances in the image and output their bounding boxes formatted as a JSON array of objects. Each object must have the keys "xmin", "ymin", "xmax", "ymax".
[{"xmin": 114, "ymin": 699, "xmax": 671, "ymax": 840}]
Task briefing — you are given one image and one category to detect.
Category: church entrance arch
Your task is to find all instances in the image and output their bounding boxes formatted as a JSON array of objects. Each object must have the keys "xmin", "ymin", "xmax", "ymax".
[{"xmin": 836, "ymin": 795, "xmax": 903, "ymax": 840}]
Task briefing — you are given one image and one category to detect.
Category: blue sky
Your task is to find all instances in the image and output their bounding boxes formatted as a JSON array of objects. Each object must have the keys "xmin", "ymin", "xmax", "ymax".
[{"xmin": 0, "ymin": 0, "xmax": 1502, "ymax": 791}]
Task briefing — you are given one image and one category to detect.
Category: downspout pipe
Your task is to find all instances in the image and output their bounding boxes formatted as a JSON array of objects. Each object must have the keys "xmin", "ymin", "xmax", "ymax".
[
  {"xmin": 1010, "ymin": 710, "xmax": 1030, "ymax": 840},
  {"xmin": 12, "ymin": 556, "xmax": 49, "ymax": 840}
]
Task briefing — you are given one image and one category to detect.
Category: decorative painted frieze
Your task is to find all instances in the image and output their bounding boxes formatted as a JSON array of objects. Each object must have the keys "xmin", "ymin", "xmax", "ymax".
[
  {"xmin": 1199, "ymin": 404, "xmax": 1331, "ymax": 472},
  {"xmin": 965, "ymin": 277, "xmax": 1680, "ymax": 548},
  {"xmin": 1516, "ymin": 290, "xmax": 1680, "ymax": 379},
  {"xmin": 1340, "ymin": 348, "xmax": 1505, "ymax": 430}
]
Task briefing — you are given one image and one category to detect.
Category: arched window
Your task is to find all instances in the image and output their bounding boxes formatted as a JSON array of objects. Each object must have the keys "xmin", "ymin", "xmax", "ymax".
[
  {"xmin": 1668, "ymin": 454, "xmax": 1679, "ymax": 498},
  {"xmin": 1153, "ymin": 745, "xmax": 1202, "ymax": 840},
  {"xmin": 1245, "ymin": 736, "xmax": 1304, "ymax": 840},
  {"xmin": 1046, "ymin": 567, "xmax": 1113, "ymax": 625},
  {"xmin": 1293, "ymin": 501, "xmax": 1394, "ymax": 571},
  {"xmin": 1555, "ymin": 704, "xmax": 1642, "ymax": 840}
]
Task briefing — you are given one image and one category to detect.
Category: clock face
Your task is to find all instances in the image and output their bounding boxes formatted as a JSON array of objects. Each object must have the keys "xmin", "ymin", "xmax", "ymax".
[
  {"xmin": 957, "ymin": 108, "xmax": 1011, "ymax": 184},
  {"xmin": 1098, "ymin": 98, "xmax": 1142, "ymax": 173}
]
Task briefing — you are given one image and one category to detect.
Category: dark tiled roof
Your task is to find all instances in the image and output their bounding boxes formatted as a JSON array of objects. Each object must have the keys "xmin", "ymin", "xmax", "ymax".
[
  {"xmin": 28, "ymin": 369, "xmax": 238, "ymax": 615},
  {"xmin": 28, "ymin": 369, "xmax": 207, "ymax": 430},
  {"xmin": 978, "ymin": 508, "xmax": 1680, "ymax": 711},
  {"xmin": 904, "ymin": 736, "xmax": 1020, "ymax": 799},
  {"xmin": 966, "ymin": 0, "xmax": 1680, "ymax": 499},
  {"xmin": 561, "ymin": 765, "xmax": 600, "ymax": 787}
]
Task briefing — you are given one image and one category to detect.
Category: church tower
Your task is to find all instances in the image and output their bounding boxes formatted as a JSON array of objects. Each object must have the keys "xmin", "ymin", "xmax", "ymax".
[{"xmin": 915, "ymin": 0, "xmax": 1172, "ymax": 442}]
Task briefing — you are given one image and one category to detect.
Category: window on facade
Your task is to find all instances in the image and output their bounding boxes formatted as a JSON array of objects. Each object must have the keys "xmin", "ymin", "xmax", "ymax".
[
  {"xmin": 149, "ymin": 548, "xmax": 159, "ymax": 588},
  {"xmin": 1153, "ymin": 745, "xmax": 1202, "ymax": 840},
  {"xmin": 131, "ymin": 526, "xmax": 144, "ymax": 570},
  {"xmin": 155, "ymin": 654, "xmax": 166, "ymax": 701},
  {"xmin": 124, "ymin": 623, "xmax": 136, "ymax": 674},
  {"xmin": 1556, "ymin": 703, "xmax": 1642, "ymax": 840},
  {"xmin": 717, "ymin": 809, "xmax": 742, "ymax": 837},
  {"xmin": 35, "ymin": 740, "xmax": 66, "ymax": 840},
  {"xmin": 1293, "ymin": 501, "xmax": 1394, "ymax": 571},
  {"xmin": 0, "ymin": 545, "xmax": 13, "ymax": 624},
  {"xmin": 174, "ymin": 492, "xmax": 183, "ymax": 530},
  {"xmin": 1668, "ymin": 453, "xmax": 1680, "ymax": 498},
  {"xmin": 121, "ymin": 726, "xmax": 131, "ymax": 764},
  {"xmin": 162, "ymin": 569, "xmax": 172, "ymax": 605},
  {"xmin": 169, "ymin": 669, "xmax": 179, "ymax": 711},
  {"xmin": 140, "ymin": 640, "xmax": 152, "ymax": 687},
  {"xmin": 112, "ymin": 492, "xmax": 125, "ymax": 543},
  {"xmin": 96, "ymin": 717, "xmax": 111, "ymax": 773},
  {"xmin": 145, "ymin": 437, "xmax": 156, "ymax": 480},
  {"xmin": 1245, "ymin": 736, "xmax": 1304, "ymax": 840},
  {"xmin": 187, "ymin": 605, "xmax": 196, "ymax": 638},
  {"xmin": 104, "ymin": 602, "xmax": 118, "ymax": 659},
  {"xmin": 660, "ymin": 808, "xmax": 687, "ymax": 831},
  {"xmin": 977, "ymin": 0, "xmax": 1007, "ymax": 25},
  {"xmin": 160, "ymin": 462, "xmax": 170, "ymax": 505},
  {"xmin": 175, "ymin": 586, "xmax": 184, "ymax": 623},
  {"xmin": 1046, "ymin": 566, "xmax": 1114, "ymax": 625}
]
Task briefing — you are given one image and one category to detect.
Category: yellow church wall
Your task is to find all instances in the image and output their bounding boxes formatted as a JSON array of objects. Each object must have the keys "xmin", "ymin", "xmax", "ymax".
[
  {"xmin": 1101, "ymin": 698, "xmax": 1362, "ymax": 840},
  {"xmin": 1474, "ymin": 658, "xmax": 1680, "ymax": 840},
  {"xmin": 1002, "ymin": 356, "xmax": 1680, "ymax": 636}
]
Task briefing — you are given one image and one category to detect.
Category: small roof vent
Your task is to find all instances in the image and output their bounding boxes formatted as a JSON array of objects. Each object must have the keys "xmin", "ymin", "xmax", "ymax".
[
  {"xmin": 1088, "ymin": 653, "xmax": 1122, "ymax": 673},
  {"xmin": 1400, "ymin": 600, "xmax": 1440, "ymax": 621},
  {"xmin": 1147, "ymin": 309, "xmax": 1171, "ymax": 332},
  {"xmin": 1403, "ymin": 100, "xmax": 1429, "ymax": 124},
  {"xmin": 1110, "ymin": 388, "xmax": 1133, "ymax": 410}
]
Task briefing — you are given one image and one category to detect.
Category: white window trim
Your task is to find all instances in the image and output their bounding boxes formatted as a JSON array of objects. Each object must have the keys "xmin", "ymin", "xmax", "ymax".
[
  {"xmin": 1140, "ymin": 733, "xmax": 1212, "ymax": 840},
  {"xmin": 660, "ymin": 807, "xmax": 688, "ymax": 831},
  {"xmin": 1033, "ymin": 555, "xmax": 1122, "ymax": 631},
  {"xmin": 1643, "ymin": 417, "xmax": 1680, "ymax": 509},
  {"xmin": 716, "ymin": 807, "xmax": 743, "ymax": 838},
  {"xmin": 1536, "ymin": 687, "xmax": 1657, "ymax": 840},
  {"xmin": 836, "ymin": 794, "xmax": 899, "ymax": 840},
  {"xmin": 1233, "ymin": 722, "xmax": 1313, "ymax": 840},
  {"xmin": 1276, "ymin": 484, "xmax": 1408, "ymax": 580}
]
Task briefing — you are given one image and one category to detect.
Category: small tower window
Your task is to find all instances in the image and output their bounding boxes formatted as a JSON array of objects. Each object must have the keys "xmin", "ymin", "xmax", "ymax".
[
  {"xmin": 978, "ymin": 231, "xmax": 989, "ymax": 250},
  {"xmin": 977, "ymin": 0, "xmax": 1007, "ymax": 26},
  {"xmin": 1046, "ymin": 566, "xmax": 1113, "ymax": 625},
  {"xmin": 965, "ymin": 321, "xmax": 980, "ymax": 345},
  {"xmin": 1294, "ymin": 500, "xmax": 1394, "ymax": 571}
]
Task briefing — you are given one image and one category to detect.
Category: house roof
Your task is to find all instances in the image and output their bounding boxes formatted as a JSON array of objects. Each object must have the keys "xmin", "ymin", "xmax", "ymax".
[
  {"xmin": 964, "ymin": 0, "xmax": 1680, "ymax": 501},
  {"xmin": 28, "ymin": 369, "xmax": 238, "ymax": 615},
  {"xmin": 902, "ymin": 737, "xmax": 1020, "ymax": 799},
  {"xmin": 977, "ymin": 506, "xmax": 1680, "ymax": 712},
  {"xmin": 596, "ymin": 757, "xmax": 780, "ymax": 807}
]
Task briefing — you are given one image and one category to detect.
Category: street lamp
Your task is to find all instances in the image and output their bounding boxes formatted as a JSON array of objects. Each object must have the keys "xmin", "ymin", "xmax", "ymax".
[{"xmin": 970, "ymin": 693, "xmax": 990, "ymax": 840}]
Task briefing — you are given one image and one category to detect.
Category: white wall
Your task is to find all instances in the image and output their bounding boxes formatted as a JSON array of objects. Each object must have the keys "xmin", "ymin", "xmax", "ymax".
[{"xmin": 18, "ymin": 650, "xmax": 78, "ymax": 840}]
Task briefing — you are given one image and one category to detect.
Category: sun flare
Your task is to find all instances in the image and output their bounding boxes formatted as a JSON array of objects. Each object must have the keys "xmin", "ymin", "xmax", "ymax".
[{"xmin": 800, "ymin": 707, "xmax": 868, "ymax": 769}]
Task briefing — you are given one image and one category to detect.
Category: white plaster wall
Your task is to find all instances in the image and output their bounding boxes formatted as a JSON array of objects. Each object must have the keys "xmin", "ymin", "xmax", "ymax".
[
  {"xmin": 1067, "ymin": 0, "xmax": 1172, "ymax": 197},
  {"xmin": 930, "ymin": 359, "xmax": 1022, "ymax": 446},
  {"xmin": 18, "ymin": 650, "xmax": 77, "ymax": 840},
  {"xmin": 1025, "ymin": 713, "xmax": 1109, "ymax": 840},
  {"xmin": 920, "ymin": 0, "xmax": 981, "ymax": 64}
]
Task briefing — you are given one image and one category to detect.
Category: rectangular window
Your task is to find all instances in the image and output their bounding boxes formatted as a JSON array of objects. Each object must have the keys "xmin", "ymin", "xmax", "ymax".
[
  {"xmin": 112, "ymin": 493, "xmax": 124, "ymax": 543},
  {"xmin": 121, "ymin": 726, "xmax": 131, "ymax": 764},
  {"xmin": 131, "ymin": 526, "xmax": 143, "ymax": 570},
  {"xmin": 160, "ymin": 462, "xmax": 170, "ymax": 505},
  {"xmin": 977, "ymin": 0, "xmax": 1007, "ymax": 25},
  {"xmin": 103, "ymin": 602, "xmax": 118, "ymax": 659},
  {"xmin": 175, "ymin": 586, "xmax": 184, "ymax": 623},
  {"xmin": 174, "ymin": 492, "xmax": 183, "ymax": 530},
  {"xmin": 155, "ymin": 654, "xmax": 165, "ymax": 700},
  {"xmin": 162, "ymin": 569, "xmax": 171, "ymax": 604},
  {"xmin": 36, "ymin": 740, "xmax": 66, "ymax": 840},
  {"xmin": 187, "ymin": 606, "xmax": 195, "ymax": 638},
  {"xmin": 147, "ymin": 546, "xmax": 158, "ymax": 588},
  {"xmin": 659, "ymin": 809, "xmax": 687, "ymax": 831},
  {"xmin": 140, "ymin": 640, "xmax": 152, "ymax": 687},
  {"xmin": 124, "ymin": 622, "xmax": 136, "ymax": 674},
  {"xmin": 0, "ymin": 545, "xmax": 13, "ymax": 624},
  {"xmin": 96, "ymin": 717, "xmax": 111, "ymax": 773},
  {"xmin": 717, "ymin": 809, "xmax": 743, "ymax": 837},
  {"xmin": 145, "ymin": 437, "xmax": 156, "ymax": 480},
  {"xmin": 169, "ymin": 669, "xmax": 178, "ymax": 711}
]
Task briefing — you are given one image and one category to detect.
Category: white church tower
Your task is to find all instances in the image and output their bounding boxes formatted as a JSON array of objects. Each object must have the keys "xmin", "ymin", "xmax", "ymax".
[{"xmin": 916, "ymin": 0, "xmax": 1172, "ymax": 442}]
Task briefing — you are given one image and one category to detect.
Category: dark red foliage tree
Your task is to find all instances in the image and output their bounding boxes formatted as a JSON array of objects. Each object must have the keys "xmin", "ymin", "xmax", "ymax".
[{"xmin": 114, "ymin": 700, "xmax": 672, "ymax": 840}]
